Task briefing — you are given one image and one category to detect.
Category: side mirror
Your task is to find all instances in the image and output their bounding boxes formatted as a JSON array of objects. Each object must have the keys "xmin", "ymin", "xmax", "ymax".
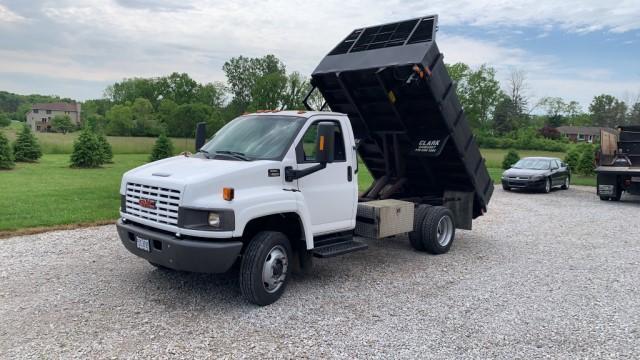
[
  {"xmin": 195, "ymin": 122, "xmax": 207, "ymax": 152},
  {"xmin": 315, "ymin": 122, "xmax": 335, "ymax": 164}
]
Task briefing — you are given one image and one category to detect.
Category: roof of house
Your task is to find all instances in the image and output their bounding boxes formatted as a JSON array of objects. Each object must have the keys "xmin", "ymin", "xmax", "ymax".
[
  {"xmin": 31, "ymin": 102, "xmax": 79, "ymax": 112},
  {"xmin": 556, "ymin": 126, "xmax": 616, "ymax": 136}
]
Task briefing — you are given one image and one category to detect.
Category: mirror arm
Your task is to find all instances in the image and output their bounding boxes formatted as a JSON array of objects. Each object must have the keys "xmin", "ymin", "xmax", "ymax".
[{"xmin": 284, "ymin": 163, "xmax": 327, "ymax": 182}]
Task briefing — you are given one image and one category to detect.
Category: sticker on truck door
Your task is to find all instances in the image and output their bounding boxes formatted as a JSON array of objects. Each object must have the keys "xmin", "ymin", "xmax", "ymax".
[{"xmin": 412, "ymin": 135, "xmax": 449, "ymax": 157}]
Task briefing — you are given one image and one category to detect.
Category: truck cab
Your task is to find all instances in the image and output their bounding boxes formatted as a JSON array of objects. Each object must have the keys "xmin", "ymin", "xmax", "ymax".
[
  {"xmin": 117, "ymin": 15, "xmax": 493, "ymax": 306},
  {"xmin": 118, "ymin": 111, "xmax": 363, "ymax": 303}
]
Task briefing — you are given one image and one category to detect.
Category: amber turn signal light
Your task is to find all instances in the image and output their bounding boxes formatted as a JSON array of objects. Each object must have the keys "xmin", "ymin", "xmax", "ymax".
[{"xmin": 223, "ymin": 187, "xmax": 234, "ymax": 201}]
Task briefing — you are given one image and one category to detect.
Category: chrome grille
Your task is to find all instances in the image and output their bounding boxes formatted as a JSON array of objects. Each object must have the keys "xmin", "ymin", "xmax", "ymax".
[{"xmin": 125, "ymin": 183, "xmax": 181, "ymax": 225}]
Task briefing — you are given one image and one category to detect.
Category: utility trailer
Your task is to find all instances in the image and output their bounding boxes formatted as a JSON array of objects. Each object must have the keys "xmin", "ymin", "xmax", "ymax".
[
  {"xmin": 596, "ymin": 126, "xmax": 640, "ymax": 200},
  {"xmin": 116, "ymin": 15, "xmax": 494, "ymax": 306},
  {"xmin": 305, "ymin": 15, "xmax": 493, "ymax": 228}
]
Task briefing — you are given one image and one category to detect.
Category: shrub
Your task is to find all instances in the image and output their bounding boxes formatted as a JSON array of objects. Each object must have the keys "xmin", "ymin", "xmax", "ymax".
[
  {"xmin": 13, "ymin": 125, "xmax": 42, "ymax": 162},
  {"xmin": 538, "ymin": 125, "xmax": 561, "ymax": 140},
  {"xmin": 96, "ymin": 133, "xmax": 113, "ymax": 163},
  {"xmin": 149, "ymin": 133, "xmax": 174, "ymax": 162},
  {"xmin": 70, "ymin": 129, "xmax": 104, "ymax": 168},
  {"xmin": 502, "ymin": 149, "xmax": 520, "ymax": 169},
  {"xmin": 577, "ymin": 146, "xmax": 596, "ymax": 176},
  {"xmin": 0, "ymin": 131, "xmax": 15, "ymax": 170},
  {"xmin": 564, "ymin": 148, "xmax": 580, "ymax": 171},
  {"xmin": 0, "ymin": 112, "xmax": 11, "ymax": 127}
]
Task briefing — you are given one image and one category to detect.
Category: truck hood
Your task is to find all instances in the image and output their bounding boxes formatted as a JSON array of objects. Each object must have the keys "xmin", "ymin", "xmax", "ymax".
[
  {"xmin": 122, "ymin": 155, "xmax": 281, "ymax": 194},
  {"xmin": 127, "ymin": 156, "xmax": 271, "ymax": 182}
]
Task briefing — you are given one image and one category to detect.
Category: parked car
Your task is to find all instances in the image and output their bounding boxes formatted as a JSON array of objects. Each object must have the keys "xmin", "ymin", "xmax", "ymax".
[{"xmin": 501, "ymin": 157, "xmax": 570, "ymax": 193}]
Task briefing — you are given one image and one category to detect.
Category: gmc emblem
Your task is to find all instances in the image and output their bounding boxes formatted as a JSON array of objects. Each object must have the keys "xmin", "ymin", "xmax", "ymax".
[{"xmin": 138, "ymin": 198, "xmax": 156, "ymax": 209}]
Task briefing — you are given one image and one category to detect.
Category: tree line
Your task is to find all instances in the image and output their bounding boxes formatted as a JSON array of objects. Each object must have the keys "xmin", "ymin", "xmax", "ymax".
[
  {"xmin": 446, "ymin": 63, "xmax": 640, "ymax": 136},
  {"xmin": 1, "ymin": 55, "xmax": 639, "ymax": 142}
]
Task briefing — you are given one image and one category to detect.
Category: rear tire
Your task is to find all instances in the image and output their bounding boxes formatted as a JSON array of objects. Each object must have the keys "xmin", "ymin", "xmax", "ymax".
[
  {"xmin": 420, "ymin": 206, "xmax": 456, "ymax": 255},
  {"xmin": 409, "ymin": 205, "xmax": 430, "ymax": 251},
  {"xmin": 240, "ymin": 231, "xmax": 292, "ymax": 306},
  {"xmin": 612, "ymin": 188, "xmax": 623, "ymax": 201}
]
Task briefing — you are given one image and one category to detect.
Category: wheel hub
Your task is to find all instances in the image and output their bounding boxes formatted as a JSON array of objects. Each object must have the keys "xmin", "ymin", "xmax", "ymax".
[
  {"xmin": 262, "ymin": 245, "xmax": 288, "ymax": 293},
  {"xmin": 436, "ymin": 216, "xmax": 453, "ymax": 246}
]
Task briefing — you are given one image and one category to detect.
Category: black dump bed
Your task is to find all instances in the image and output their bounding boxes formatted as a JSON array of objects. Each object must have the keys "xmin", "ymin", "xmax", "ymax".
[
  {"xmin": 618, "ymin": 125, "xmax": 640, "ymax": 166},
  {"xmin": 308, "ymin": 15, "xmax": 493, "ymax": 218}
]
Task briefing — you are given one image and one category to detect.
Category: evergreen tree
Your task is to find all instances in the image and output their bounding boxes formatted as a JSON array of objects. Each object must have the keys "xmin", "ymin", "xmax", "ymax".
[
  {"xmin": 13, "ymin": 125, "xmax": 42, "ymax": 162},
  {"xmin": 96, "ymin": 133, "xmax": 113, "ymax": 163},
  {"xmin": 577, "ymin": 146, "xmax": 596, "ymax": 176},
  {"xmin": 149, "ymin": 133, "xmax": 174, "ymax": 162},
  {"xmin": 564, "ymin": 148, "xmax": 580, "ymax": 171},
  {"xmin": 502, "ymin": 149, "xmax": 520, "ymax": 169},
  {"xmin": 70, "ymin": 128, "xmax": 104, "ymax": 168},
  {"xmin": 0, "ymin": 131, "xmax": 15, "ymax": 170}
]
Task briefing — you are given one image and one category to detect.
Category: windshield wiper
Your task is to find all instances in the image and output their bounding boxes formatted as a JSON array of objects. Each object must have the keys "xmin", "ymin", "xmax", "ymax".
[
  {"xmin": 197, "ymin": 149, "xmax": 212, "ymax": 159},
  {"xmin": 215, "ymin": 150, "xmax": 252, "ymax": 161}
]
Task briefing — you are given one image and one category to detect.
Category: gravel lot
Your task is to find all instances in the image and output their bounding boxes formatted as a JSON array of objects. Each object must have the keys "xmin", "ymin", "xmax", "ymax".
[{"xmin": 1, "ymin": 186, "xmax": 639, "ymax": 359}]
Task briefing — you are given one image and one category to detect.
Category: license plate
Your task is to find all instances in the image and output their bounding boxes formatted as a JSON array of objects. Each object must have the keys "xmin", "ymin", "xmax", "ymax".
[
  {"xmin": 598, "ymin": 185, "xmax": 614, "ymax": 195},
  {"xmin": 136, "ymin": 236, "xmax": 150, "ymax": 252}
]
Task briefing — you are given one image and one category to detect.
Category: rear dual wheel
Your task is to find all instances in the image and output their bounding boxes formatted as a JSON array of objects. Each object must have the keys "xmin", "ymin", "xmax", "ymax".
[{"xmin": 409, "ymin": 205, "xmax": 455, "ymax": 254}]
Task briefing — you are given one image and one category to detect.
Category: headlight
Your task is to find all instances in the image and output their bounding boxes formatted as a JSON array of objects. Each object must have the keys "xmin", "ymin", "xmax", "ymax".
[
  {"xmin": 531, "ymin": 175, "xmax": 544, "ymax": 181},
  {"xmin": 208, "ymin": 213, "xmax": 221, "ymax": 227}
]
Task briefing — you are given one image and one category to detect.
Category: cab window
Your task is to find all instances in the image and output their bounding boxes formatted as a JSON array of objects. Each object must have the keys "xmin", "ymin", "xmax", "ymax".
[{"xmin": 297, "ymin": 121, "xmax": 346, "ymax": 163}]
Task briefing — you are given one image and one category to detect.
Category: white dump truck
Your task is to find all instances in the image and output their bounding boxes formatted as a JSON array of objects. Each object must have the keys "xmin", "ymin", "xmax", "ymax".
[{"xmin": 117, "ymin": 15, "xmax": 493, "ymax": 305}]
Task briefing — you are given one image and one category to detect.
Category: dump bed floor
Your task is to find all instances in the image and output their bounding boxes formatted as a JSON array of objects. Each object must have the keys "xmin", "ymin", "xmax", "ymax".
[{"xmin": 310, "ymin": 15, "xmax": 493, "ymax": 218}]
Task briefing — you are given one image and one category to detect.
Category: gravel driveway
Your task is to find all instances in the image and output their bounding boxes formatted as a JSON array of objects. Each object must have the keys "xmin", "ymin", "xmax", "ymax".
[{"xmin": 1, "ymin": 187, "xmax": 639, "ymax": 359}]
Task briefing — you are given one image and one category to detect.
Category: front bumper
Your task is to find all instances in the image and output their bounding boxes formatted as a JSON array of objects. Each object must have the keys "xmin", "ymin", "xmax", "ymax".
[
  {"xmin": 116, "ymin": 219, "xmax": 242, "ymax": 273},
  {"xmin": 502, "ymin": 178, "xmax": 546, "ymax": 190}
]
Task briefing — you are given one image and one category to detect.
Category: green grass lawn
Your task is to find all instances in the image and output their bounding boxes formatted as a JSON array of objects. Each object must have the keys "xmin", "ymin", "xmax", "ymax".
[
  {"xmin": 0, "ymin": 154, "xmax": 148, "ymax": 232},
  {"xmin": 0, "ymin": 147, "xmax": 595, "ymax": 233},
  {"xmin": 1, "ymin": 125, "xmax": 194, "ymax": 154}
]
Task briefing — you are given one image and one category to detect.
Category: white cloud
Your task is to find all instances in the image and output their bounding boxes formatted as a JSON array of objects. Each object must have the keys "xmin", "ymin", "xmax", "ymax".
[
  {"xmin": 0, "ymin": 0, "xmax": 639, "ymax": 103},
  {"xmin": 0, "ymin": 4, "xmax": 25, "ymax": 23}
]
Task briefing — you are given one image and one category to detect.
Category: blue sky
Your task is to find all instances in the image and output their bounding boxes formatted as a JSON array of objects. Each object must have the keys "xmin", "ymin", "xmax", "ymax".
[{"xmin": 0, "ymin": 0, "xmax": 639, "ymax": 110}]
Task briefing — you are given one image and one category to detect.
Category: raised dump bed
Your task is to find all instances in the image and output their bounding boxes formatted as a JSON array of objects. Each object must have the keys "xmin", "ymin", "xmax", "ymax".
[{"xmin": 305, "ymin": 15, "xmax": 493, "ymax": 220}]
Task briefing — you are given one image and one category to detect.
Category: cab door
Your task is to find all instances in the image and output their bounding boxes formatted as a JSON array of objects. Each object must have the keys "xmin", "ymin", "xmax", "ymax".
[{"xmin": 293, "ymin": 119, "xmax": 356, "ymax": 234}]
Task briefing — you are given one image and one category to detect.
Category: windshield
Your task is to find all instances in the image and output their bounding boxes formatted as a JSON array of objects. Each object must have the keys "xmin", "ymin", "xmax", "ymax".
[
  {"xmin": 200, "ymin": 115, "xmax": 306, "ymax": 161},
  {"xmin": 512, "ymin": 158, "xmax": 551, "ymax": 170}
]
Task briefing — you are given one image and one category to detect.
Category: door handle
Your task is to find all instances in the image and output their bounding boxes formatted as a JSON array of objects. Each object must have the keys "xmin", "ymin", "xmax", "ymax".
[{"xmin": 347, "ymin": 166, "xmax": 352, "ymax": 182}]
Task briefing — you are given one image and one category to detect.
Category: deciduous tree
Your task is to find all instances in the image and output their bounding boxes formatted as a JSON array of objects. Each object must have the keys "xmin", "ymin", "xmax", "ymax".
[
  {"xmin": 589, "ymin": 94, "xmax": 627, "ymax": 128},
  {"xmin": 52, "ymin": 114, "xmax": 74, "ymax": 134}
]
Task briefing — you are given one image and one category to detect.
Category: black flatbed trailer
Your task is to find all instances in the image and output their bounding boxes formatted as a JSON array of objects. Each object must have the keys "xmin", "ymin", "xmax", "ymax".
[
  {"xmin": 304, "ymin": 15, "xmax": 493, "ymax": 228},
  {"xmin": 596, "ymin": 125, "xmax": 640, "ymax": 201}
]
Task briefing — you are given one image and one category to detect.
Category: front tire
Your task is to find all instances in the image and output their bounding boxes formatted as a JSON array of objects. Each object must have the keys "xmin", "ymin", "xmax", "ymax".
[
  {"xmin": 502, "ymin": 184, "xmax": 510, "ymax": 191},
  {"xmin": 240, "ymin": 231, "xmax": 292, "ymax": 306},
  {"xmin": 561, "ymin": 176, "xmax": 570, "ymax": 190},
  {"xmin": 419, "ymin": 206, "xmax": 456, "ymax": 255},
  {"xmin": 543, "ymin": 178, "xmax": 551, "ymax": 193}
]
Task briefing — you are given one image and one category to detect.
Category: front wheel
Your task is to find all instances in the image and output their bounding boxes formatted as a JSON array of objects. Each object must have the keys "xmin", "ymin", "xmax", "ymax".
[
  {"xmin": 240, "ymin": 231, "xmax": 292, "ymax": 306},
  {"xmin": 543, "ymin": 178, "xmax": 551, "ymax": 193},
  {"xmin": 561, "ymin": 176, "xmax": 570, "ymax": 190}
]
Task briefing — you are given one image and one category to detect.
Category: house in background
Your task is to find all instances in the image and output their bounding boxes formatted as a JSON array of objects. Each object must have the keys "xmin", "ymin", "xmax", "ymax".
[
  {"xmin": 26, "ymin": 102, "xmax": 82, "ymax": 132},
  {"xmin": 556, "ymin": 126, "xmax": 616, "ymax": 143}
]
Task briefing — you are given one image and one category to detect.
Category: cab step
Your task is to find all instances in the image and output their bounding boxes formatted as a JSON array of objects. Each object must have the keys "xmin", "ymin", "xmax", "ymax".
[{"xmin": 312, "ymin": 240, "xmax": 368, "ymax": 258}]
